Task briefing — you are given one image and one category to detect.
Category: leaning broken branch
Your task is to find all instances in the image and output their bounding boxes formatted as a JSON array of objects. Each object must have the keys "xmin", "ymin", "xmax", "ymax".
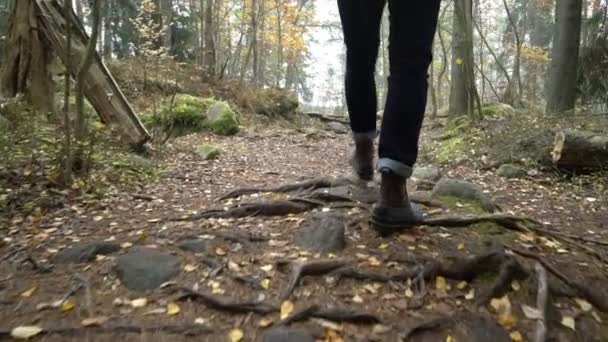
[{"xmin": 533, "ymin": 262, "xmax": 548, "ymax": 342}]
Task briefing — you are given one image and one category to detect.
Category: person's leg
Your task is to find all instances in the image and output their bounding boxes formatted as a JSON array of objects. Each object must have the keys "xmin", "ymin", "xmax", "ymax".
[
  {"xmin": 337, "ymin": 0, "xmax": 386, "ymax": 181},
  {"xmin": 372, "ymin": 0, "xmax": 441, "ymax": 233}
]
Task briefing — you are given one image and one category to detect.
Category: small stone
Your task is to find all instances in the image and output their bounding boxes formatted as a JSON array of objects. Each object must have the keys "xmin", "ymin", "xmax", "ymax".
[
  {"xmin": 55, "ymin": 241, "xmax": 121, "ymax": 263},
  {"xmin": 412, "ymin": 166, "xmax": 443, "ymax": 183},
  {"xmin": 177, "ymin": 239, "xmax": 209, "ymax": 254},
  {"xmin": 262, "ymin": 328, "xmax": 315, "ymax": 342},
  {"xmin": 326, "ymin": 122, "xmax": 348, "ymax": 135},
  {"xmin": 117, "ymin": 248, "xmax": 180, "ymax": 291},
  {"xmin": 496, "ymin": 164, "xmax": 527, "ymax": 179},
  {"xmin": 295, "ymin": 213, "xmax": 346, "ymax": 252}
]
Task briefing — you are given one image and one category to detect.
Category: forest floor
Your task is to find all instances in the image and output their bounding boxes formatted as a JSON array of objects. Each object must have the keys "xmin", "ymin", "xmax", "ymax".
[{"xmin": 1, "ymin": 121, "xmax": 607, "ymax": 341}]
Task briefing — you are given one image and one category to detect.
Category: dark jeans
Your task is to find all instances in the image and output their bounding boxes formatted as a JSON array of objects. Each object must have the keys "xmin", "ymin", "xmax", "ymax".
[{"xmin": 338, "ymin": 0, "xmax": 441, "ymax": 177}]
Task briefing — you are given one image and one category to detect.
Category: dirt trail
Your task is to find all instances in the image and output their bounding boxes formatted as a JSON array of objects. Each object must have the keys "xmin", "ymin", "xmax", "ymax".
[{"xmin": 1, "ymin": 128, "xmax": 607, "ymax": 341}]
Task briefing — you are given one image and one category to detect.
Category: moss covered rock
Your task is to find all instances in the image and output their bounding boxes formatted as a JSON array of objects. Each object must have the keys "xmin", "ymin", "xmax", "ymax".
[
  {"xmin": 198, "ymin": 144, "xmax": 221, "ymax": 160},
  {"xmin": 482, "ymin": 103, "xmax": 515, "ymax": 117},
  {"xmin": 496, "ymin": 164, "xmax": 527, "ymax": 179},
  {"xmin": 205, "ymin": 101, "xmax": 240, "ymax": 136},
  {"xmin": 141, "ymin": 94, "xmax": 213, "ymax": 136},
  {"xmin": 431, "ymin": 178, "xmax": 496, "ymax": 213}
]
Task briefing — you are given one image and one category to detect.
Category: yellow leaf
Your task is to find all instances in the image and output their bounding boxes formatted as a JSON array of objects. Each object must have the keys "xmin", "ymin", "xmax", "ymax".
[
  {"xmin": 457, "ymin": 242, "xmax": 465, "ymax": 250},
  {"xmin": 352, "ymin": 294, "xmax": 363, "ymax": 303},
  {"xmin": 456, "ymin": 281, "xmax": 468, "ymax": 290},
  {"xmin": 368, "ymin": 256, "xmax": 381, "ymax": 267},
  {"xmin": 490, "ymin": 296, "xmax": 512, "ymax": 314},
  {"xmin": 167, "ymin": 303, "xmax": 180, "ymax": 316},
  {"xmin": 215, "ymin": 247, "xmax": 226, "ymax": 256},
  {"xmin": 228, "ymin": 328, "xmax": 244, "ymax": 342},
  {"xmin": 21, "ymin": 286, "xmax": 37, "ymax": 298},
  {"xmin": 435, "ymin": 276, "xmax": 448, "ymax": 290},
  {"xmin": 456, "ymin": 57, "xmax": 463, "ymax": 65},
  {"xmin": 446, "ymin": 335, "xmax": 455, "ymax": 342},
  {"xmin": 465, "ymin": 289, "xmax": 475, "ymax": 300},
  {"xmin": 405, "ymin": 288, "xmax": 414, "ymax": 298},
  {"xmin": 280, "ymin": 300, "xmax": 295, "ymax": 320},
  {"xmin": 81, "ymin": 316, "xmax": 108, "ymax": 327},
  {"xmin": 561, "ymin": 316, "xmax": 576, "ymax": 331},
  {"xmin": 11, "ymin": 326, "xmax": 43, "ymax": 339},
  {"xmin": 62, "ymin": 300, "xmax": 75, "ymax": 312},
  {"xmin": 511, "ymin": 281, "xmax": 521, "ymax": 291},
  {"xmin": 510, "ymin": 331, "xmax": 523, "ymax": 342},
  {"xmin": 497, "ymin": 313, "xmax": 518, "ymax": 330},
  {"xmin": 575, "ymin": 298, "xmax": 593, "ymax": 312},
  {"xmin": 379, "ymin": 243, "xmax": 389, "ymax": 250},
  {"xmin": 261, "ymin": 278, "xmax": 271, "ymax": 290}
]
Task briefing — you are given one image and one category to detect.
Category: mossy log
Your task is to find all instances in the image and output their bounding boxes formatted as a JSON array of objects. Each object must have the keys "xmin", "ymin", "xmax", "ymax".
[{"xmin": 552, "ymin": 130, "xmax": 608, "ymax": 169}]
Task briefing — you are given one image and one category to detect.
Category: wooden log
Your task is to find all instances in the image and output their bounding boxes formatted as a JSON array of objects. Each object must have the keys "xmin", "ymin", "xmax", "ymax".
[
  {"xmin": 34, "ymin": 0, "xmax": 150, "ymax": 145},
  {"xmin": 552, "ymin": 129, "xmax": 608, "ymax": 169}
]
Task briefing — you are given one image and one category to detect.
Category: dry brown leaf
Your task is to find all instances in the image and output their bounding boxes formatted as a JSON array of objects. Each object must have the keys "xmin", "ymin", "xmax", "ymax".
[
  {"xmin": 20, "ymin": 286, "xmax": 37, "ymax": 298},
  {"xmin": 184, "ymin": 264, "xmax": 198, "ymax": 272},
  {"xmin": 465, "ymin": 289, "xmax": 475, "ymax": 300},
  {"xmin": 215, "ymin": 247, "xmax": 227, "ymax": 256},
  {"xmin": 497, "ymin": 313, "xmax": 518, "ymax": 330},
  {"xmin": 167, "ymin": 303, "xmax": 180, "ymax": 316},
  {"xmin": 261, "ymin": 264, "xmax": 273, "ymax": 273},
  {"xmin": 446, "ymin": 335, "xmax": 455, "ymax": 342},
  {"xmin": 490, "ymin": 296, "xmax": 512, "ymax": 314},
  {"xmin": 11, "ymin": 326, "xmax": 43, "ymax": 339},
  {"xmin": 368, "ymin": 256, "xmax": 381, "ymax": 267},
  {"xmin": 62, "ymin": 300, "xmax": 75, "ymax": 312},
  {"xmin": 81, "ymin": 316, "xmax": 109, "ymax": 327},
  {"xmin": 258, "ymin": 318, "xmax": 273, "ymax": 328},
  {"xmin": 280, "ymin": 300, "xmax": 295, "ymax": 320},
  {"xmin": 561, "ymin": 316, "xmax": 576, "ymax": 331},
  {"xmin": 228, "ymin": 328, "xmax": 244, "ymax": 342},
  {"xmin": 405, "ymin": 288, "xmax": 414, "ymax": 298},
  {"xmin": 352, "ymin": 294, "xmax": 364, "ymax": 303}
]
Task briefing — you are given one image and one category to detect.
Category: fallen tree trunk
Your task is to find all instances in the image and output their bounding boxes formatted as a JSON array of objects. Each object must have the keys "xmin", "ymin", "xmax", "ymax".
[
  {"xmin": 552, "ymin": 130, "xmax": 608, "ymax": 169},
  {"xmin": 34, "ymin": 0, "xmax": 150, "ymax": 146}
]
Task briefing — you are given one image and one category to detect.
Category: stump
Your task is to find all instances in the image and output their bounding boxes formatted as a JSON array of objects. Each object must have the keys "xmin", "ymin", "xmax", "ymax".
[{"xmin": 552, "ymin": 130, "xmax": 608, "ymax": 169}]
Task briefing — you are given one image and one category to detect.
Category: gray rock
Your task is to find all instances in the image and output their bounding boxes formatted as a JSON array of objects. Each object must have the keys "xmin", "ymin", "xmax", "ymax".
[
  {"xmin": 496, "ymin": 164, "xmax": 527, "ymax": 179},
  {"xmin": 262, "ymin": 328, "xmax": 315, "ymax": 342},
  {"xmin": 55, "ymin": 241, "xmax": 121, "ymax": 263},
  {"xmin": 117, "ymin": 248, "xmax": 180, "ymax": 291},
  {"xmin": 177, "ymin": 239, "xmax": 209, "ymax": 254},
  {"xmin": 326, "ymin": 122, "xmax": 348, "ymax": 134},
  {"xmin": 205, "ymin": 101, "xmax": 240, "ymax": 136},
  {"xmin": 295, "ymin": 213, "xmax": 346, "ymax": 252},
  {"xmin": 432, "ymin": 178, "xmax": 496, "ymax": 213},
  {"xmin": 412, "ymin": 166, "xmax": 442, "ymax": 183}
]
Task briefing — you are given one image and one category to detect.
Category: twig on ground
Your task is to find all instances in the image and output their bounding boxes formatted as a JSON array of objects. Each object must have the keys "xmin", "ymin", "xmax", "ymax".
[
  {"xmin": 278, "ymin": 305, "xmax": 381, "ymax": 325},
  {"xmin": 131, "ymin": 193, "xmax": 155, "ymax": 201},
  {"xmin": 0, "ymin": 324, "xmax": 212, "ymax": 338},
  {"xmin": 533, "ymin": 262, "xmax": 548, "ymax": 342},
  {"xmin": 74, "ymin": 274, "xmax": 93, "ymax": 318},
  {"xmin": 423, "ymin": 214, "xmax": 535, "ymax": 231}
]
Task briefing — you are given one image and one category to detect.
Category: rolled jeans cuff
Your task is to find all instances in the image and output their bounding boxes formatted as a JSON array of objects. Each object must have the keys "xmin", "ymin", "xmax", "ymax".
[{"xmin": 377, "ymin": 158, "xmax": 413, "ymax": 178}]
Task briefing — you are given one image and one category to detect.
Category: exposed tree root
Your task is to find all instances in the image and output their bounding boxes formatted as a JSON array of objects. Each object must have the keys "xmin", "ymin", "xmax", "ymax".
[
  {"xmin": 508, "ymin": 246, "xmax": 608, "ymax": 313},
  {"xmin": 172, "ymin": 201, "xmax": 314, "ymax": 221},
  {"xmin": 423, "ymin": 214, "xmax": 535, "ymax": 231},
  {"xmin": 0, "ymin": 324, "xmax": 212, "ymax": 338},
  {"xmin": 175, "ymin": 287, "xmax": 278, "ymax": 314},
  {"xmin": 279, "ymin": 305, "xmax": 381, "ymax": 326},
  {"xmin": 477, "ymin": 258, "xmax": 529, "ymax": 305},
  {"xmin": 399, "ymin": 317, "xmax": 453, "ymax": 341},
  {"xmin": 277, "ymin": 258, "xmax": 350, "ymax": 300},
  {"xmin": 218, "ymin": 177, "xmax": 355, "ymax": 201}
]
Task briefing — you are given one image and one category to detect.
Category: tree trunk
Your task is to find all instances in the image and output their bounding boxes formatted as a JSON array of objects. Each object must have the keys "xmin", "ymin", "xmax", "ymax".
[
  {"xmin": 102, "ymin": 0, "xmax": 112, "ymax": 60},
  {"xmin": 204, "ymin": 0, "xmax": 215, "ymax": 77},
  {"xmin": 448, "ymin": 0, "xmax": 474, "ymax": 116},
  {"xmin": 546, "ymin": 0, "xmax": 583, "ymax": 114},
  {"xmin": 161, "ymin": 0, "xmax": 173, "ymax": 53},
  {"xmin": 1, "ymin": 0, "xmax": 55, "ymax": 116},
  {"xmin": 34, "ymin": 0, "xmax": 150, "ymax": 145},
  {"xmin": 552, "ymin": 130, "xmax": 608, "ymax": 169}
]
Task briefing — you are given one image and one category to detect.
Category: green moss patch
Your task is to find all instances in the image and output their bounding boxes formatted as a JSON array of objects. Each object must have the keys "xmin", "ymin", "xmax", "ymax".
[{"xmin": 204, "ymin": 101, "xmax": 240, "ymax": 136}]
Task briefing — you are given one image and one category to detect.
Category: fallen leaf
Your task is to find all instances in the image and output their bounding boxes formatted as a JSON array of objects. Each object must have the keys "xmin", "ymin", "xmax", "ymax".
[
  {"xmin": 228, "ymin": 328, "xmax": 244, "ymax": 342},
  {"xmin": 457, "ymin": 242, "xmax": 465, "ymax": 250},
  {"xmin": 510, "ymin": 331, "xmax": 523, "ymax": 342},
  {"xmin": 435, "ymin": 276, "xmax": 448, "ymax": 291},
  {"xmin": 130, "ymin": 298, "xmax": 147, "ymax": 308},
  {"xmin": 184, "ymin": 264, "xmax": 198, "ymax": 272},
  {"xmin": 280, "ymin": 300, "xmax": 295, "ymax": 320},
  {"xmin": 521, "ymin": 305, "xmax": 542, "ymax": 320},
  {"xmin": 368, "ymin": 256, "xmax": 381, "ymax": 267},
  {"xmin": 215, "ymin": 247, "xmax": 227, "ymax": 256},
  {"xmin": 465, "ymin": 289, "xmax": 475, "ymax": 300},
  {"xmin": 456, "ymin": 281, "xmax": 468, "ymax": 290},
  {"xmin": 352, "ymin": 294, "xmax": 363, "ymax": 303},
  {"xmin": 21, "ymin": 286, "xmax": 37, "ymax": 298},
  {"xmin": 591, "ymin": 311, "xmax": 602, "ymax": 323},
  {"xmin": 258, "ymin": 318, "xmax": 273, "ymax": 328},
  {"xmin": 261, "ymin": 264, "xmax": 273, "ymax": 273},
  {"xmin": 405, "ymin": 288, "xmax": 414, "ymax": 298},
  {"xmin": 62, "ymin": 300, "xmax": 75, "ymax": 312},
  {"xmin": 167, "ymin": 303, "xmax": 180, "ymax": 316},
  {"xmin": 561, "ymin": 316, "xmax": 575, "ymax": 331},
  {"xmin": 120, "ymin": 242, "xmax": 133, "ymax": 248},
  {"xmin": 372, "ymin": 324, "xmax": 391, "ymax": 335},
  {"xmin": 379, "ymin": 243, "xmax": 389, "ymax": 250},
  {"xmin": 261, "ymin": 278, "xmax": 271, "ymax": 290},
  {"xmin": 11, "ymin": 326, "xmax": 43, "ymax": 339},
  {"xmin": 194, "ymin": 317, "xmax": 207, "ymax": 325},
  {"xmin": 490, "ymin": 296, "xmax": 512, "ymax": 314},
  {"xmin": 575, "ymin": 298, "xmax": 592, "ymax": 312},
  {"xmin": 497, "ymin": 313, "xmax": 518, "ymax": 330},
  {"xmin": 81, "ymin": 316, "xmax": 108, "ymax": 327},
  {"xmin": 446, "ymin": 335, "xmax": 455, "ymax": 342},
  {"xmin": 511, "ymin": 281, "xmax": 521, "ymax": 292},
  {"xmin": 143, "ymin": 308, "xmax": 166, "ymax": 315}
]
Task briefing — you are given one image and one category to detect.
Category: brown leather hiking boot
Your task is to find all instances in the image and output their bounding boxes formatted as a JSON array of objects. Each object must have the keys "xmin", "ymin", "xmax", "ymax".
[
  {"xmin": 371, "ymin": 168, "xmax": 423, "ymax": 235},
  {"xmin": 351, "ymin": 132, "xmax": 375, "ymax": 181}
]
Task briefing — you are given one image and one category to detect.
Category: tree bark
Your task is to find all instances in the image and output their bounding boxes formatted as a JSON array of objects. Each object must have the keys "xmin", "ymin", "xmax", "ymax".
[
  {"xmin": 449, "ymin": 0, "xmax": 477, "ymax": 117},
  {"xmin": 1, "ymin": 0, "xmax": 55, "ymax": 116},
  {"xmin": 552, "ymin": 130, "xmax": 608, "ymax": 169},
  {"xmin": 546, "ymin": 0, "xmax": 583, "ymax": 114},
  {"xmin": 204, "ymin": 0, "xmax": 216, "ymax": 77}
]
